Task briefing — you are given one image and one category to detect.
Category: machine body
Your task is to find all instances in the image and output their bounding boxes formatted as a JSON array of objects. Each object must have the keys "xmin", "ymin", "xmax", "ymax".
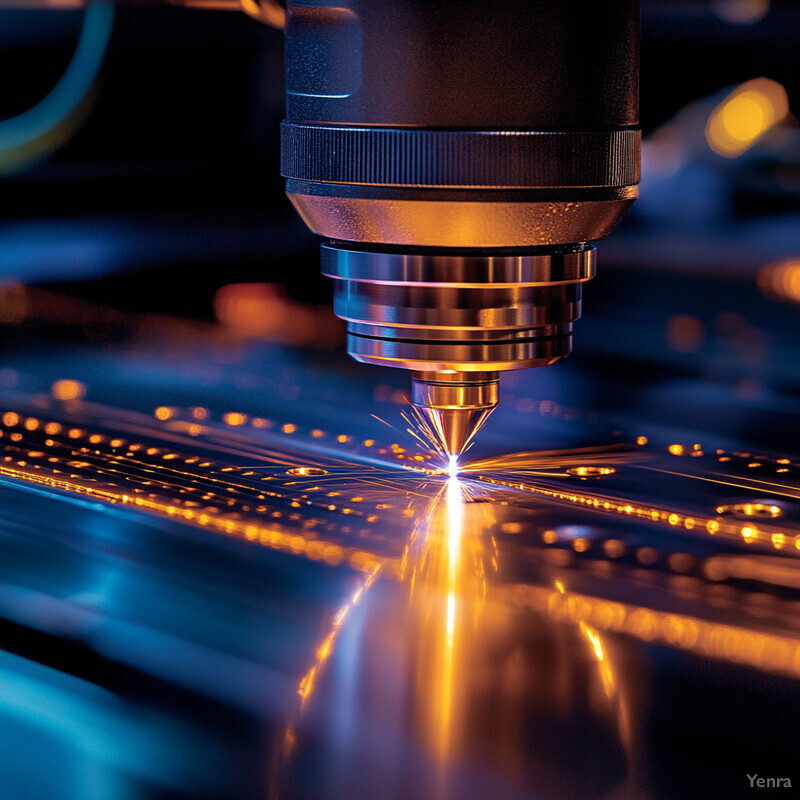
[{"xmin": 281, "ymin": 0, "xmax": 641, "ymax": 456}]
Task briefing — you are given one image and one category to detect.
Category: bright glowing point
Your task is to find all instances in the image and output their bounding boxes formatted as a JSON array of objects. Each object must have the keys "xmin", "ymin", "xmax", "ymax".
[
  {"xmin": 448, "ymin": 454, "xmax": 459, "ymax": 479},
  {"xmin": 705, "ymin": 78, "xmax": 788, "ymax": 158}
]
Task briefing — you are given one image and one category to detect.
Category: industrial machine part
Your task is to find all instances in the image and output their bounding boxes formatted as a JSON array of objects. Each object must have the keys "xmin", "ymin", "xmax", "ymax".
[
  {"xmin": 281, "ymin": 0, "xmax": 641, "ymax": 456},
  {"xmin": 2, "ymin": 0, "xmax": 640, "ymax": 457}
]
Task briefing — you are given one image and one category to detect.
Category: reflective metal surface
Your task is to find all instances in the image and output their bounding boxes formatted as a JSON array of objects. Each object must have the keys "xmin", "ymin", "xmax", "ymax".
[{"xmin": 1, "ymin": 273, "xmax": 800, "ymax": 797}]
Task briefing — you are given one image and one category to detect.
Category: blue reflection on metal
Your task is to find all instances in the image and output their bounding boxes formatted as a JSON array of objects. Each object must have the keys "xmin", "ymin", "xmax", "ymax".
[{"xmin": 0, "ymin": 649, "xmax": 209, "ymax": 798}]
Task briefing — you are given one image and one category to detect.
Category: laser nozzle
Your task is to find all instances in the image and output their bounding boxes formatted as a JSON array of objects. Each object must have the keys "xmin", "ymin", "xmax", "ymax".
[{"xmin": 412, "ymin": 372, "xmax": 498, "ymax": 458}]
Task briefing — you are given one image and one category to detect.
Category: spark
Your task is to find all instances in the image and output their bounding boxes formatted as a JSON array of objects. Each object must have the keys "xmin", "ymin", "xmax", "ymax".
[
  {"xmin": 463, "ymin": 443, "xmax": 641, "ymax": 476},
  {"xmin": 448, "ymin": 454, "xmax": 459, "ymax": 479},
  {"xmin": 400, "ymin": 405, "xmax": 447, "ymax": 458}
]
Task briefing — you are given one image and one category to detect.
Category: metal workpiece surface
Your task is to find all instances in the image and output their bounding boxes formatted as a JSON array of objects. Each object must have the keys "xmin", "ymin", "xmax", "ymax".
[{"xmin": 1, "ymin": 279, "xmax": 800, "ymax": 799}]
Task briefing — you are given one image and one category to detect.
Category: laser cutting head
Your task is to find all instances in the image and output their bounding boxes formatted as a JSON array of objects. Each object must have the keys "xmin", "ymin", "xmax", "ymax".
[
  {"xmin": 320, "ymin": 244, "xmax": 596, "ymax": 455},
  {"xmin": 281, "ymin": 0, "xmax": 640, "ymax": 452}
]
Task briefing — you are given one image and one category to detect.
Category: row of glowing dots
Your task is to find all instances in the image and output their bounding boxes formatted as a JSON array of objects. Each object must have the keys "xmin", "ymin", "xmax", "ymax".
[
  {"xmin": 154, "ymin": 406, "xmax": 433, "ymax": 464},
  {"xmin": 1, "ymin": 412, "xmax": 389, "ymax": 523},
  {"xmin": 514, "ymin": 532, "xmax": 800, "ymax": 620},
  {"xmin": 0, "ymin": 415, "xmax": 277, "ymax": 510},
  {"xmin": 536, "ymin": 530, "xmax": 698, "ymax": 573},
  {"xmin": 541, "ymin": 547, "xmax": 800, "ymax": 627},
  {"xmin": 477, "ymin": 475, "xmax": 798, "ymax": 552},
  {"xmin": 667, "ymin": 441, "xmax": 795, "ymax": 472},
  {"xmin": 532, "ymin": 534, "xmax": 800, "ymax": 616},
  {"xmin": 0, "ymin": 453, "xmax": 387, "ymax": 575},
  {"xmin": 0, "ymin": 415, "xmax": 387, "ymax": 569},
  {"xmin": 2, "ymin": 412, "xmax": 213, "ymax": 465},
  {"xmin": 50, "ymin": 379, "xmax": 424, "ymax": 462}
]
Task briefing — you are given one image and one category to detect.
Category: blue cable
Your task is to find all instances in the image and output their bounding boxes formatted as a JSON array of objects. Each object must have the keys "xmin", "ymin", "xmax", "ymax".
[{"xmin": 0, "ymin": 1, "xmax": 115, "ymax": 175}]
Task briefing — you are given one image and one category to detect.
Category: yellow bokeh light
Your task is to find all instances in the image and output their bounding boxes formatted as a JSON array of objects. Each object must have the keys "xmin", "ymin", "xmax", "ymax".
[
  {"xmin": 722, "ymin": 93, "xmax": 768, "ymax": 141},
  {"xmin": 705, "ymin": 78, "xmax": 789, "ymax": 157}
]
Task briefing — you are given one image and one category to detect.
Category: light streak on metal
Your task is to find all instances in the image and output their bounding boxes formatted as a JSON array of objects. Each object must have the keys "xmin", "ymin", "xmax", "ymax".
[
  {"xmin": 445, "ymin": 476, "xmax": 463, "ymax": 645},
  {"xmin": 511, "ymin": 584, "xmax": 800, "ymax": 680},
  {"xmin": 639, "ymin": 465, "xmax": 800, "ymax": 503},
  {"xmin": 297, "ymin": 564, "xmax": 382, "ymax": 708},
  {"xmin": 464, "ymin": 443, "xmax": 642, "ymax": 476}
]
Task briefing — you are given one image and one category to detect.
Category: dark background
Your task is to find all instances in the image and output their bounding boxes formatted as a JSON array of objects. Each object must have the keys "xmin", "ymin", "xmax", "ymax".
[{"xmin": 1, "ymin": 0, "xmax": 798, "ymax": 318}]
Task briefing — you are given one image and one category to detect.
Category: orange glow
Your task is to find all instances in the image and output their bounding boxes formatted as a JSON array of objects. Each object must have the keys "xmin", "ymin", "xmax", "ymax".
[
  {"xmin": 223, "ymin": 412, "xmax": 247, "ymax": 426},
  {"xmin": 0, "ymin": 282, "xmax": 29, "ymax": 325},
  {"xmin": 51, "ymin": 379, "xmax": 86, "ymax": 401},
  {"xmin": 476, "ymin": 469, "xmax": 800, "ymax": 553},
  {"xmin": 512, "ymin": 584, "xmax": 800, "ymax": 679},
  {"xmin": 567, "ymin": 465, "xmax": 616, "ymax": 477},
  {"xmin": 603, "ymin": 540, "xmax": 626, "ymax": 558},
  {"xmin": 297, "ymin": 565, "xmax": 381, "ymax": 707},
  {"xmin": 716, "ymin": 502, "xmax": 782, "ymax": 518},
  {"xmin": 287, "ymin": 467, "xmax": 329, "ymax": 477},
  {"xmin": 704, "ymin": 554, "xmax": 800, "ymax": 588},
  {"xmin": 213, "ymin": 282, "xmax": 342, "ymax": 347},
  {"xmin": 637, "ymin": 547, "xmax": 658, "ymax": 565},
  {"xmin": 579, "ymin": 621, "xmax": 615, "ymax": 698},
  {"xmin": 710, "ymin": 0, "xmax": 770, "ymax": 25},
  {"xmin": 741, "ymin": 525, "xmax": 758, "ymax": 542},
  {"xmin": 668, "ymin": 444, "xmax": 684, "ymax": 456},
  {"xmin": 0, "ymin": 417, "xmax": 391, "ymax": 578},
  {"xmin": 705, "ymin": 78, "xmax": 789, "ymax": 157},
  {"xmin": 758, "ymin": 258, "xmax": 800, "ymax": 304},
  {"xmin": 667, "ymin": 315, "xmax": 705, "ymax": 353}
]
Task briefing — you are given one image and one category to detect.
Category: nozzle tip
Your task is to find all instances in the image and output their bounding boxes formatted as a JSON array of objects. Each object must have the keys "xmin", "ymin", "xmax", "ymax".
[
  {"xmin": 411, "ymin": 371, "xmax": 498, "ymax": 458},
  {"xmin": 422, "ymin": 406, "xmax": 491, "ymax": 458}
]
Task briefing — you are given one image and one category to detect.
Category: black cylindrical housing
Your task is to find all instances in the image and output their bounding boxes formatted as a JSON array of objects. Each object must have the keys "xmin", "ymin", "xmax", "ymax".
[
  {"xmin": 281, "ymin": 0, "xmax": 641, "ymax": 390},
  {"xmin": 285, "ymin": 0, "xmax": 638, "ymax": 129},
  {"xmin": 281, "ymin": 0, "xmax": 640, "ymax": 250}
]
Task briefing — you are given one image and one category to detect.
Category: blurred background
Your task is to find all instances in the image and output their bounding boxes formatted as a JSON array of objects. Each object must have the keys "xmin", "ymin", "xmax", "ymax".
[{"xmin": 0, "ymin": 0, "xmax": 797, "ymax": 348}]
